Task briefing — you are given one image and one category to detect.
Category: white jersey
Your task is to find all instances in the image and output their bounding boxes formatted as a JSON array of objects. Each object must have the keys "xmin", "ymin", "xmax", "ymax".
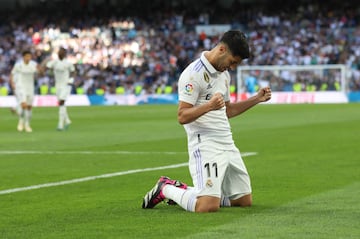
[
  {"xmin": 11, "ymin": 69, "xmax": 20, "ymax": 88},
  {"xmin": 11, "ymin": 71, "xmax": 22, "ymax": 101},
  {"xmin": 178, "ymin": 52, "xmax": 235, "ymax": 150},
  {"xmin": 46, "ymin": 59, "xmax": 75, "ymax": 88},
  {"xmin": 11, "ymin": 60, "xmax": 37, "ymax": 94}
]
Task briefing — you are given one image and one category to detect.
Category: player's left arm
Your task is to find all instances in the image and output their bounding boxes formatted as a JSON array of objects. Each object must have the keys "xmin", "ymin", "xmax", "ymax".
[
  {"xmin": 39, "ymin": 56, "xmax": 53, "ymax": 75},
  {"xmin": 69, "ymin": 63, "xmax": 76, "ymax": 84},
  {"xmin": 36, "ymin": 63, "xmax": 44, "ymax": 76},
  {"xmin": 226, "ymin": 87, "xmax": 272, "ymax": 119}
]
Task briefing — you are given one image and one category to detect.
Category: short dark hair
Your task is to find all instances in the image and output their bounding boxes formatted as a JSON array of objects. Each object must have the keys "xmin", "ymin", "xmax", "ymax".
[
  {"xmin": 22, "ymin": 50, "xmax": 32, "ymax": 56},
  {"xmin": 59, "ymin": 47, "xmax": 67, "ymax": 54},
  {"xmin": 220, "ymin": 30, "xmax": 250, "ymax": 59}
]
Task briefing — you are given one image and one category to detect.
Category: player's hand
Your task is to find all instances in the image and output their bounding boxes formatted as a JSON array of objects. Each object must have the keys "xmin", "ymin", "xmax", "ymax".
[
  {"xmin": 209, "ymin": 92, "xmax": 225, "ymax": 110},
  {"xmin": 257, "ymin": 87, "xmax": 272, "ymax": 102}
]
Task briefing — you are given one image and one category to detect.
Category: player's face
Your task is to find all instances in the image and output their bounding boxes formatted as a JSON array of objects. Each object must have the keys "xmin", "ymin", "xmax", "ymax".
[
  {"xmin": 225, "ymin": 53, "xmax": 242, "ymax": 71},
  {"xmin": 23, "ymin": 53, "xmax": 32, "ymax": 64},
  {"xmin": 216, "ymin": 50, "xmax": 242, "ymax": 72},
  {"xmin": 58, "ymin": 49, "xmax": 66, "ymax": 59}
]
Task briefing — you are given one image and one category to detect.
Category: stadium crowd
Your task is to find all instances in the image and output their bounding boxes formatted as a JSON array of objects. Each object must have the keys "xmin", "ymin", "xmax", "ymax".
[{"xmin": 0, "ymin": 0, "xmax": 359, "ymax": 96}]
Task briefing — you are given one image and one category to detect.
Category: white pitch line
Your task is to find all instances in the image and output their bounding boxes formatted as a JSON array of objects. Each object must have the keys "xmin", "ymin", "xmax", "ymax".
[
  {"xmin": 0, "ymin": 152, "xmax": 257, "ymax": 195},
  {"xmin": 0, "ymin": 163, "xmax": 188, "ymax": 195},
  {"xmin": 0, "ymin": 150, "xmax": 187, "ymax": 155}
]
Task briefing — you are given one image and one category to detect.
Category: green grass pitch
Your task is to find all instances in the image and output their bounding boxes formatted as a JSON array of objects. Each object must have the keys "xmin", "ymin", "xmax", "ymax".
[{"xmin": 0, "ymin": 103, "xmax": 359, "ymax": 239}]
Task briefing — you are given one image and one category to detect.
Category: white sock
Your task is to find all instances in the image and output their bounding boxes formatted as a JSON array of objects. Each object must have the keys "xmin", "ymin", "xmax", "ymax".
[
  {"xmin": 16, "ymin": 105, "xmax": 22, "ymax": 116},
  {"xmin": 220, "ymin": 195, "xmax": 231, "ymax": 207},
  {"xmin": 18, "ymin": 108, "xmax": 24, "ymax": 124},
  {"xmin": 163, "ymin": 185, "xmax": 197, "ymax": 212},
  {"xmin": 59, "ymin": 106, "xmax": 66, "ymax": 128},
  {"xmin": 25, "ymin": 109, "xmax": 32, "ymax": 126},
  {"xmin": 64, "ymin": 108, "xmax": 71, "ymax": 124}
]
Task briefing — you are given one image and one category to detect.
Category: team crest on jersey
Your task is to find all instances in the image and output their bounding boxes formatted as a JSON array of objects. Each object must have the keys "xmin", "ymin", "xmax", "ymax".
[
  {"xmin": 206, "ymin": 179, "xmax": 213, "ymax": 188},
  {"xmin": 203, "ymin": 72, "xmax": 210, "ymax": 83},
  {"xmin": 184, "ymin": 83, "xmax": 193, "ymax": 95}
]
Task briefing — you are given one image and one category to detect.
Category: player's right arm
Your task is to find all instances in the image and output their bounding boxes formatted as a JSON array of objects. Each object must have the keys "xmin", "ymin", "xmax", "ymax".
[
  {"xmin": 9, "ymin": 64, "xmax": 19, "ymax": 91},
  {"xmin": 69, "ymin": 62, "xmax": 76, "ymax": 84},
  {"xmin": 178, "ymin": 93, "xmax": 224, "ymax": 125},
  {"xmin": 9, "ymin": 73, "xmax": 16, "ymax": 91},
  {"xmin": 177, "ymin": 64, "xmax": 225, "ymax": 125}
]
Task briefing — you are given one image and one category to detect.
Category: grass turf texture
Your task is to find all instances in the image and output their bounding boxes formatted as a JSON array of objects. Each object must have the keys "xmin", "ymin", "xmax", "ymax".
[{"xmin": 0, "ymin": 104, "xmax": 359, "ymax": 239}]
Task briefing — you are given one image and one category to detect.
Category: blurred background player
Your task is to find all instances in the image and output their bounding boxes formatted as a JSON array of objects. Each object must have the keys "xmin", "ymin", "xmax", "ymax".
[
  {"xmin": 45, "ymin": 47, "xmax": 76, "ymax": 131},
  {"xmin": 10, "ymin": 50, "xmax": 39, "ymax": 132}
]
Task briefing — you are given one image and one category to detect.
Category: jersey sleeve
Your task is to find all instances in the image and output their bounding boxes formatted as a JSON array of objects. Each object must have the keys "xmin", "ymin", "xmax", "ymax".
[
  {"xmin": 32, "ymin": 61, "xmax": 38, "ymax": 74},
  {"xmin": 178, "ymin": 69, "xmax": 201, "ymax": 105},
  {"xmin": 11, "ymin": 63, "xmax": 20, "ymax": 75},
  {"xmin": 46, "ymin": 60, "xmax": 54, "ymax": 69},
  {"xmin": 69, "ymin": 62, "xmax": 75, "ymax": 72}
]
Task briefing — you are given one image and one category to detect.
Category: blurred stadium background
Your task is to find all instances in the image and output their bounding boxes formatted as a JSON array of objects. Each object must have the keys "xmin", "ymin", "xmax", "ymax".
[
  {"xmin": 0, "ymin": 0, "xmax": 359, "ymax": 106},
  {"xmin": 1, "ymin": 1, "xmax": 360, "ymax": 238}
]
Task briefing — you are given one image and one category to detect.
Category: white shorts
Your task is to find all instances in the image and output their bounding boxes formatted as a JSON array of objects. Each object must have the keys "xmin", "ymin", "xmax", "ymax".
[
  {"xmin": 14, "ymin": 89, "xmax": 21, "ymax": 104},
  {"xmin": 17, "ymin": 89, "xmax": 34, "ymax": 105},
  {"xmin": 189, "ymin": 144, "xmax": 251, "ymax": 199},
  {"xmin": 56, "ymin": 85, "xmax": 72, "ymax": 101}
]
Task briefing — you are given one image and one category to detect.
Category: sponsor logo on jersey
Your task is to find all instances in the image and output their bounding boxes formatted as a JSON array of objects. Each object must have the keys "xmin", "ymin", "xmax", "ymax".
[{"xmin": 184, "ymin": 83, "xmax": 193, "ymax": 95}]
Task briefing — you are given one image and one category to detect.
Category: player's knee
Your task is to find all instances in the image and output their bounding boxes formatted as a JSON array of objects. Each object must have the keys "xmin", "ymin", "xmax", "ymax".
[
  {"xmin": 195, "ymin": 203, "xmax": 220, "ymax": 213},
  {"xmin": 231, "ymin": 194, "xmax": 252, "ymax": 207},
  {"xmin": 195, "ymin": 196, "xmax": 220, "ymax": 213},
  {"xmin": 240, "ymin": 200, "xmax": 252, "ymax": 207}
]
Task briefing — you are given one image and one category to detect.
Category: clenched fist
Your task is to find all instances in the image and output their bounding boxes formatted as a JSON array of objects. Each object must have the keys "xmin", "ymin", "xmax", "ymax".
[
  {"xmin": 209, "ymin": 92, "xmax": 225, "ymax": 110},
  {"xmin": 257, "ymin": 87, "xmax": 272, "ymax": 102}
]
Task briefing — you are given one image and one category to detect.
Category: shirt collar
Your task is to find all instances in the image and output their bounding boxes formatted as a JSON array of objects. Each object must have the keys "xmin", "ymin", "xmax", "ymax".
[{"xmin": 200, "ymin": 51, "xmax": 217, "ymax": 74}]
